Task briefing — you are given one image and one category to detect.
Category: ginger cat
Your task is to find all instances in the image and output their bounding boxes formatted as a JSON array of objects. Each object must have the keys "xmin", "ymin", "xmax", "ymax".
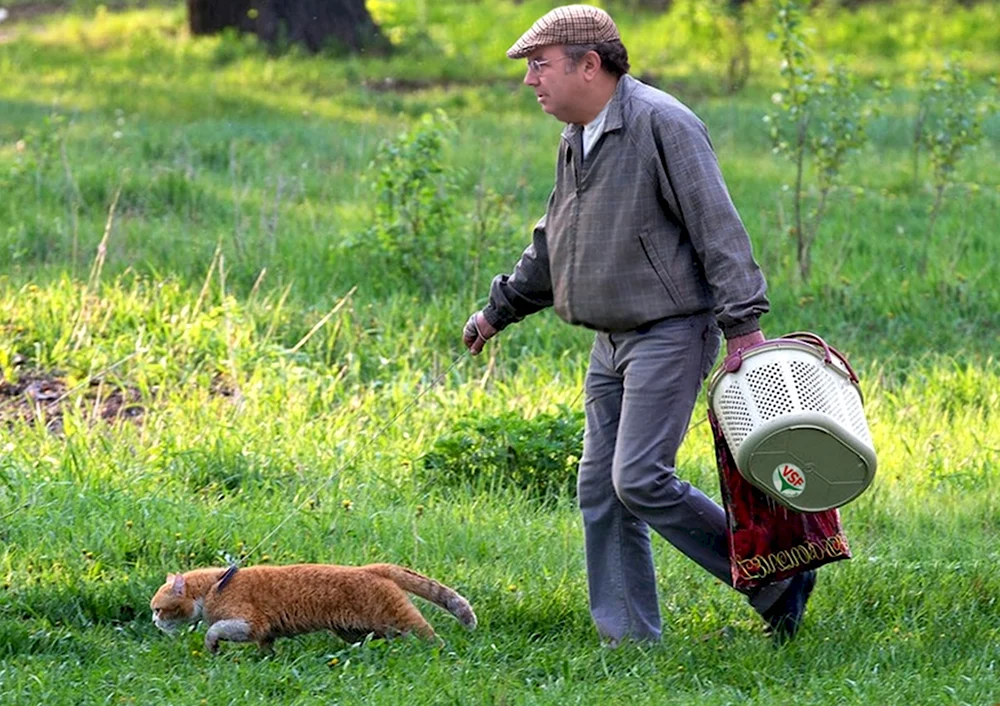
[{"xmin": 150, "ymin": 563, "xmax": 477, "ymax": 654}]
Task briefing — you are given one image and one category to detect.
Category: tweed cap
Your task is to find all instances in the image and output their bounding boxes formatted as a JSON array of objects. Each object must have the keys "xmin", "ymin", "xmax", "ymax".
[{"xmin": 506, "ymin": 5, "xmax": 620, "ymax": 59}]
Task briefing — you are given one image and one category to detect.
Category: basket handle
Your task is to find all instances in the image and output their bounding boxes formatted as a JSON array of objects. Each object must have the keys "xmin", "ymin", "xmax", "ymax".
[
  {"xmin": 720, "ymin": 331, "xmax": 860, "ymax": 385},
  {"xmin": 780, "ymin": 331, "xmax": 860, "ymax": 384}
]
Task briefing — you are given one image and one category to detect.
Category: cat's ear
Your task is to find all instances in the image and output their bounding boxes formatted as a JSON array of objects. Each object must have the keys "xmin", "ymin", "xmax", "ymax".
[{"xmin": 169, "ymin": 573, "xmax": 186, "ymax": 595}]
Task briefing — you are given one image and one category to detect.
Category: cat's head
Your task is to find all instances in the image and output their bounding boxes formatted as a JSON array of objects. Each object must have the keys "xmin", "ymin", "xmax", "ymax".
[{"xmin": 150, "ymin": 573, "xmax": 201, "ymax": 633}]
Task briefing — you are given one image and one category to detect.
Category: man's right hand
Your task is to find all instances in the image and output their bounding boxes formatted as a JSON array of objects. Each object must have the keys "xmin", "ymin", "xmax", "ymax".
[{"xmin": 463, "ymin": 311, "xmax": 498, "ymax": 356}]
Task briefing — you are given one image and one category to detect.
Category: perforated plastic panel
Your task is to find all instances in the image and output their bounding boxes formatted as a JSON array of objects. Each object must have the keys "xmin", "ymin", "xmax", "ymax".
[
  {"xmin": 841, "ymin": 385, "xmax": 872, "ymax": 445},
  {"xmin": 788, "ymin": 359, "xmax": 837, "ymax": 416},
  {"xmin": 717, "ymin": 385, "xmax": 754, "ymax": 448},
  {"xmin": 746, "ymin": 364, "xmax": 794, "ymax": 421}
]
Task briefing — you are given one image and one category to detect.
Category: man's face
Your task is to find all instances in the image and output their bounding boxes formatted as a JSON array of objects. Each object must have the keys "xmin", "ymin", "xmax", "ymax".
[{"xmin": 523, "ymin": 45, "xmax": 582, "ymax": 123}]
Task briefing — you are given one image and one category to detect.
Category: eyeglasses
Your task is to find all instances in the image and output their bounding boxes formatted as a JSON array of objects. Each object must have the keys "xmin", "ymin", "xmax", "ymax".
[{"xmin": 526, "ymin": 55, "xmax": 571, "ymax": 75}]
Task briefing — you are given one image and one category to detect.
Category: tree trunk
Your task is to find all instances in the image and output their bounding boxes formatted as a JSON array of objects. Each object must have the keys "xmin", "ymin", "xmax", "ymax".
[
  {"xmin": 187, "ymin": 0, "xmax": 254, "ymax": 36},
  {"xmin": 187, "ymin": 0, "xmax": 389, "ymax": 55}
]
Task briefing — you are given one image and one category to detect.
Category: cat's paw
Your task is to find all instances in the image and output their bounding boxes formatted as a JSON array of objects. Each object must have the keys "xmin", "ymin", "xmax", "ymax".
[{"xmin": 204, "ymin": 634, "xmax": 220, "ymax": 655}]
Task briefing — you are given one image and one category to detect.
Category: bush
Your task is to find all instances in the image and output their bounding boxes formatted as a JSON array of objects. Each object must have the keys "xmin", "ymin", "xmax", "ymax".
[
  {"xmin": 420, "ymin": 407, "xmax": 584, "ymax": 503},
  {"xmin": 354, "ymin": 110, "xmax": 463, "ymax": 295}
]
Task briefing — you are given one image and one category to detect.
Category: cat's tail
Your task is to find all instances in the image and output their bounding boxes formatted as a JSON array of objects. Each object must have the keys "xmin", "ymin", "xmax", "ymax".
[{"xmin": 367, "ymin": 564, "xmax": 477, "ymax": 630}]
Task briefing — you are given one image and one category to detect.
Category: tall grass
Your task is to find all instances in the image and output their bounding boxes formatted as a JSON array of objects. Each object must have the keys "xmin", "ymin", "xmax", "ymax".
[{"xmin": 1, "ymin": 3, "xmax": 998, "ymax": 705}]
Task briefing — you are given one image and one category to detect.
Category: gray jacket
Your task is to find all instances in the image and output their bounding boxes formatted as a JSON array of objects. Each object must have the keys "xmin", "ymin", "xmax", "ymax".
[{"xmin": 482, "ymin": 74, "xmax": 768, "ymax": 338}]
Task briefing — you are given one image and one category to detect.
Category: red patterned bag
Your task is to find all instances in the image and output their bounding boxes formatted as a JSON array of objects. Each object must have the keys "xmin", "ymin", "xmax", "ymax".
[{"xmin": 709, "ymin": 410, "xmax": 852, "ymax": 591}]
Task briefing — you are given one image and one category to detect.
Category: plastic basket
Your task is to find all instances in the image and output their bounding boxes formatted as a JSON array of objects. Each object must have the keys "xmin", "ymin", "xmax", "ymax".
[{"xmin": 706, "ymin": 332, "xmax": 877, "ymax": 512}]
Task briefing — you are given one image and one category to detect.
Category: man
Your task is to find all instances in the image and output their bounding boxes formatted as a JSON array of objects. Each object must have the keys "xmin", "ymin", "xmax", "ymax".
[{"xmin": 462, "ymin": 5, "xmax": 816, "ymax": 645}]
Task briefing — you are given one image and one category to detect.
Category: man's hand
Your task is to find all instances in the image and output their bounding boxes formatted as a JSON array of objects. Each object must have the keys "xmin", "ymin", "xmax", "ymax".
[
  {"xmin": 726, "ymin": 330, "xmax": 765, "ymax": 356},
  {"xmin": 463, "ymin": 311, "xmax": 498, "ymax": 356}
]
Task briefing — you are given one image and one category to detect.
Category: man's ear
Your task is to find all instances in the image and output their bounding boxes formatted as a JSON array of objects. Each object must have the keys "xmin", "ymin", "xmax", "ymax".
[{"xmin": 583, "ymin": 50, "xmax": 603, "ymax": 79}]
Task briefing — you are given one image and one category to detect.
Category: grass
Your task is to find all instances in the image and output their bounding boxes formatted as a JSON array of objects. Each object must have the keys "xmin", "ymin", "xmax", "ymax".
[{"xmin": 1, "ymin": 2, "xmax": 999, "ymax": 704}]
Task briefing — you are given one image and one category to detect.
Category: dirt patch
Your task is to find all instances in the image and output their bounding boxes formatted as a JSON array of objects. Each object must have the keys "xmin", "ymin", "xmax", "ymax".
[
  {"xmin": 362, "ymin": 76, "xmax": 521, "ymax": 93},
  {"xmin": 0, "ymin": 2, "xmax": 62, "ymax": 43},
  {"xmin": 359, "ymin": 73, "xmax": 712, "ymax": 99},
  {"xmin": 0, "ymin": 364, "xmax": 244, "ymax": 433},
  {"xmin": 0, "ymin": 1, "xmax": 161, "ymax": 43},
  {"xmin": 0, "ymin": 367, "xmax": 145, "ymax": 434},
  {"xmin": 1, "ymin": 2, "xmax": 68, "ymax": 25},
  {"xmin": 1, "ymin": 1, "xmax": 158, "ymax": 24}
]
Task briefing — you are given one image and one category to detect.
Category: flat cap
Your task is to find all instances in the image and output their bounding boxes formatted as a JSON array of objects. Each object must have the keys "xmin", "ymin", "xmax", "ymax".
[{"xmin": 506, "ymin": 5, "xmax": 620, "ymax": 59}]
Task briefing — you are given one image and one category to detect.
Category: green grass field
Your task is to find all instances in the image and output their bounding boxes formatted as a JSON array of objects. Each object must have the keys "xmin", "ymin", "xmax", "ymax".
[{"xmin": 1, "ymin": 2, "xmax": 999, "ymax": 704}]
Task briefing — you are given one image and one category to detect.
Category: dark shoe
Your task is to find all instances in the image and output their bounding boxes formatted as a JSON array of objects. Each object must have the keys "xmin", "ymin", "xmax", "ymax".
[{"xmin": 761, "ymin": 570, "xmax": 817, "ymax": 644}]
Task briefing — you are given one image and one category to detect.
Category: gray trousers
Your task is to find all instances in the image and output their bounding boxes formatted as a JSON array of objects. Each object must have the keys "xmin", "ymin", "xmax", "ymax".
[{"xmin": 577, "ymin": 311, "xmax": 789, "ymax": 643}]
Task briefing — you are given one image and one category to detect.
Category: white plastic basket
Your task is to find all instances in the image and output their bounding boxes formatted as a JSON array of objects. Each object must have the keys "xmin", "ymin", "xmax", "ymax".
[{"xmin": 707, "ymin": 332, "xmax": 877, "ymax": 512}]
